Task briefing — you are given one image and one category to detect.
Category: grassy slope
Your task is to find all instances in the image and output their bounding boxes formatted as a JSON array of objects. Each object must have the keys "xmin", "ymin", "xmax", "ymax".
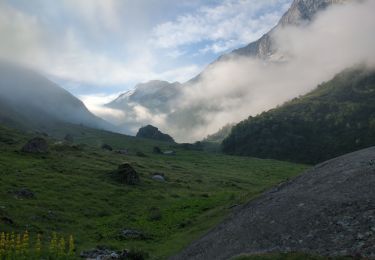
[{"xmin": 0, "ymin": 124, "xmax": 307, "ymax": 259}]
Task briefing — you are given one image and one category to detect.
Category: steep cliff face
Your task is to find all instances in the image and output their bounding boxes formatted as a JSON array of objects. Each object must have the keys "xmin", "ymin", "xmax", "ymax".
[
  {"xmin": 230, "ymin": 0, "xmax": 350, "ymax": 59},
  {"xmin": 279, "ymin": 0, "xmax": 348, "ymax": 26}
]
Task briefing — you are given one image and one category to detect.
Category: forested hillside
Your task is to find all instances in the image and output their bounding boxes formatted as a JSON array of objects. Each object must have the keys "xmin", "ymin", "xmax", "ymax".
[{"xmin": 222, "ymin": 67, "xmax": 375, "ymax": 163}]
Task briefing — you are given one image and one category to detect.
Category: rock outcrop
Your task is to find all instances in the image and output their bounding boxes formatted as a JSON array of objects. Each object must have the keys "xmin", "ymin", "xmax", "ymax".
[
  {"xmin": 111, "ymin": 163, "xmax": 140, "ymax": 185},
  {"xmin": 136, "ymin": 125, "xmax": 175, "ymax": 143},
  {"xmin": 21, "ymin": 137, "xmax": 48, "ymax": 153},
  {"xmin": 172, "ymin": 147, "xmax": 375, "ymax": 259}
]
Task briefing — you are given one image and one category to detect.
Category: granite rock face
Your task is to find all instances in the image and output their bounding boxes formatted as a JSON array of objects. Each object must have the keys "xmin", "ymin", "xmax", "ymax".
[
  {"xmin": 231, "ymin": 0, "xmax": 351, "ymax": 59},
  {"xmin": 171, "ymin": 147, "xmax": 375, "ymax": 260}
]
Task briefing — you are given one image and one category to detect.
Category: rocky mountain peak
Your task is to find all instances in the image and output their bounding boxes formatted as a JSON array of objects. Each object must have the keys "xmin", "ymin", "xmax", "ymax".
[
  {"xmin": 279, "ymin": 0, "xmax": 349, "ymax": 26},
  {"xmin": 231, "ymin": 0, "xmax": 351, "ymax": 59}
]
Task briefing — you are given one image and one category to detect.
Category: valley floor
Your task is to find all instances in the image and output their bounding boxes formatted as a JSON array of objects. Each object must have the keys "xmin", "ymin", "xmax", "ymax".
[{"xmin": 0, "ymin": 125, "xmax": 307, "ymax": 259}]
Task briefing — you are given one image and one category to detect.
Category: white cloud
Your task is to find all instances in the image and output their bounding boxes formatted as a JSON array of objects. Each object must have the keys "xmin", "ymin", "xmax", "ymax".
[
  {"xmin": 151, "ymin": 0, "xmax": 291, "ymax": 52},
  {"xmin": 140, "ymin": 0, "xmax": 375, "ymax": 142},
  {"xmin": 79, "ymin": 93, "xmax": 126, "ymax": 124}
]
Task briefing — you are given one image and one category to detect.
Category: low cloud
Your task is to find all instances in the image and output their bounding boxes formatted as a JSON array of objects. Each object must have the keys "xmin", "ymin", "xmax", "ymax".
[
  {"xmin": 149, "ymin": 0, "xmax": 375, "ymax": 142},
  {"xmin": 79, "ymin": 93, "xmax": 126, "ymax": 124}
]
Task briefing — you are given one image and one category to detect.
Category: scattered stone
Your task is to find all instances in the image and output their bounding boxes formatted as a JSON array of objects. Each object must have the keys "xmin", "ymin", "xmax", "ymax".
[
  {"xmin": 136, "ymin": 124, "xmax": 175, "ymax": 143},
  {"xmin": 153, "ymin": 146, "xmax": 162, "ymax": 154},
  {"xmin": 136, "ymin": 151, "xmax": 147, "ymax": 157},
  {"xmin": 10, "ymin": 188, "xmax": 35, "ymax": 199},
  {"xmin": 80, "ymin": 247, "xmax": 128, "ymax": 259},
  {"xmin": 64, "ymin": 134, "xmax": 74, "ymax": 142},
  {"xmin": 111, "ymin": 163, "xmax": 140, "ymax": 185},
  {"xmin": 148, "ymin": 207, "xmax": 162, "ymax": 221},
  {"xmin": 1, "ymin": 216, "xmax": 14, "ymax": 225},
  {"xmin": 152, "ymin": 175, "xmax": 165, "ymax": 182},
  {"xmin": 101, "ymin": 144, "xmax": 113, "ymax": 151},
  {"xmin": 163, "ymin": 150, "xmax": 176, "ymax": 155},
  {"xmin": 119, "ymin": 229, "xmax": 147, "ymax": 240},
  {"xmin": 116, "ymin": 149, "xmax": 129, "ymax": 155},
  {"xmin": 21, "ymin": 137, "xmax": 48, "ymax": 153}
]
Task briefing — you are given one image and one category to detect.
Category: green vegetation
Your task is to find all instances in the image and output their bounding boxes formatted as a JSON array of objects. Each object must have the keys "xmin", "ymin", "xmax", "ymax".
[
  {"xmin": 232, "ymin": 252, "xmax": 352, "ymax": 260},
  {"xmin": 0, "ymin": 124, "xmax": 307, "ymax": 259},
  {"xmin": 223, "ymin": 67, "xmax": 375, "ymax": 164}
]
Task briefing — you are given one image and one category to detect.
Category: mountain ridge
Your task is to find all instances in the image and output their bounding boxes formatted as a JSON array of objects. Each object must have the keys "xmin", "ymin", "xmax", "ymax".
[
  {"xmin": 106, "ymin": 0, "xmax": 351, "ymax": 137},
  {"xmin": 0, "ymin": 62, "xmax": 114, "ymax": 134}
]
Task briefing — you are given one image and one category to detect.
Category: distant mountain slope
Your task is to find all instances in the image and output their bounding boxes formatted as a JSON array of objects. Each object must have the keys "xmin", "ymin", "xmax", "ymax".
[
  {"xmin": 106, "ymin": 80, "xmax": 181, "ymax": 133},
  {"xmin": 0, "ymin": 62, "xmax": 113, "ymax": 133},
  {"xmin": 107, "ymin": 0, "xmax": 351, "ymax": 137},
  {"xmin": 107, "ymin": 80, "xmax": 181, "ymax": 113},
  {"xmin": 229, "ymin": 0, "xmax": 349, "ymax": 59},
  {"xmin": 172, "ymin": 146, "xmax": 375, "ymax": 259},
  {"xmin": 222, "ymin": 67, "xmax": 375, "ymax": 164}
]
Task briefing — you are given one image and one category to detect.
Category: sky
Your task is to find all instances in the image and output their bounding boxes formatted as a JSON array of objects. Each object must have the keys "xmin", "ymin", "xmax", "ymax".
[{"xmin": 0, "ymin": 0, "xmax": 292, "ymax": 100}]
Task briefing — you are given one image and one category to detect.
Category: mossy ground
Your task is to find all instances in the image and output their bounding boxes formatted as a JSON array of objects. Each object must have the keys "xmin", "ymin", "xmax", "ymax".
[{"xmin": 0, "ymin": 125, "xmax": 307, "ymax": 259}]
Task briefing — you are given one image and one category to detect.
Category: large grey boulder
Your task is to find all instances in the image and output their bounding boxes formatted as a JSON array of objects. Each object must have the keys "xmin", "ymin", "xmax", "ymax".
[{"xmin": 172, "ymin": 147, "xmax": 375, "ymax": 259}]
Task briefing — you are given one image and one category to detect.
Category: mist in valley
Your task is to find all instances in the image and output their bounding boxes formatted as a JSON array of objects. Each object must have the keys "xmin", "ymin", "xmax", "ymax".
[{"xmin": 137, "ymin": 0, "xmax": 375, "ymax": 142}]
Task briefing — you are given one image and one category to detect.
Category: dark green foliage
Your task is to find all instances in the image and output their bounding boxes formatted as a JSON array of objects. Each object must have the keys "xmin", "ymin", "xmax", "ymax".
[
  {"xmin": 204, "ymin": 124, "xmax": 234, "ymax": 143},
  {"xmin": 223, "ymin": 67, "xmax": 375, "ymax": 164}
]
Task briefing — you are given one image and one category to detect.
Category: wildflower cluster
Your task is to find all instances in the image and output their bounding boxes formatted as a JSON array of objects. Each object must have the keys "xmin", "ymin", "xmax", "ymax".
[{"xmin": 0, "ymin": 231, "xmax": 75, "ymax": 259}]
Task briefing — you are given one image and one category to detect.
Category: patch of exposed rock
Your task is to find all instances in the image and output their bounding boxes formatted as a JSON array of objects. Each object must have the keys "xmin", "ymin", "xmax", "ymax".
[
  {"xmin": 171, "ymin": 147, "xmax": 375, "ymax": 259},
  {"xmin": 101, "ymin": 144, "xmax": 113, "ymax": 151},
  {"xmin": 111, "ymin": 163, "xmax": 140, "ymax": 185},
  {"xmin": 119, "ymin": 229, "xmax": 147, "ymax": 240},
  {"xmin": 21, "ymin": 137, "xmax": 48, "ymax": 153},
  {"xmin": 136, "ymin": 125, "xmax": 175, "ymax": 143},
  {"xmin": 9, "ymin": 188, "xmax": 35, "ymax": 199},
  {"xmin": 80, "ymin": 247, "xmax": 128, "ymax": 259}
]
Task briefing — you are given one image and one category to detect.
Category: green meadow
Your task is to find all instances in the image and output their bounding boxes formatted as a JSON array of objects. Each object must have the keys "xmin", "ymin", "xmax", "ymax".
[{"xmin": 0, "ymin": 125, "xmax": 307, "ymax": 259}]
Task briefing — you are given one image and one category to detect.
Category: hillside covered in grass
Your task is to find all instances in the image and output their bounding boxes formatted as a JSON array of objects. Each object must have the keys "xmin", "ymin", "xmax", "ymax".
[
  {"xmin": 222, "ymin": 67, "xmax": 375, "ymax": 164},
  {"xmin": 0, "ymin": 124, "xmax": 307, "ymax": 259}
]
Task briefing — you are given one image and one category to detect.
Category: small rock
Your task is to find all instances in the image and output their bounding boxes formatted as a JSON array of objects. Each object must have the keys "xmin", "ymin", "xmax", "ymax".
[
  {"xmin": 64, "ymin": 134, "xmax": 74, "ymax": 142},
  {"xmin": 10, "ymin": 188, "xmax": 35, "ymax": 199},
  {"xmin": 1, "ymin": 216, "xmax": 14, "ymax": 225},
  {"xmin": 119, "ymin": 229, "xmax": 146, "ymax": 240},
  {"xmin": 111, "ymin": 163, "xmax": 140, "ymax": 185},
  {"xmin": 80, "ymin": 247, "xmax": 128, "ymax": 259},
  {"xmin": 21, "ymin": 137, "xmax": 48, "ymax": 153},
  {"xmin": 136, "ymin": 151, "xmax": 147, "ymax": 157},
  {"xmin": 152, "ymin": 175, "xmax": 165, "ymax": 182},
  {"xmin": 101, "ymin": 144, "xmax": 113, "ymax": 151},
  {"xmin": 153, "ymin": 146, "xmax": 162, "ymax": 154},
  {"xmin": 163, "ymin": 150, "xmax": 176, "ymax": 155},
  {"xmin": 116, "ymin": 149, "xmax": 129, "ymax": 155}
]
